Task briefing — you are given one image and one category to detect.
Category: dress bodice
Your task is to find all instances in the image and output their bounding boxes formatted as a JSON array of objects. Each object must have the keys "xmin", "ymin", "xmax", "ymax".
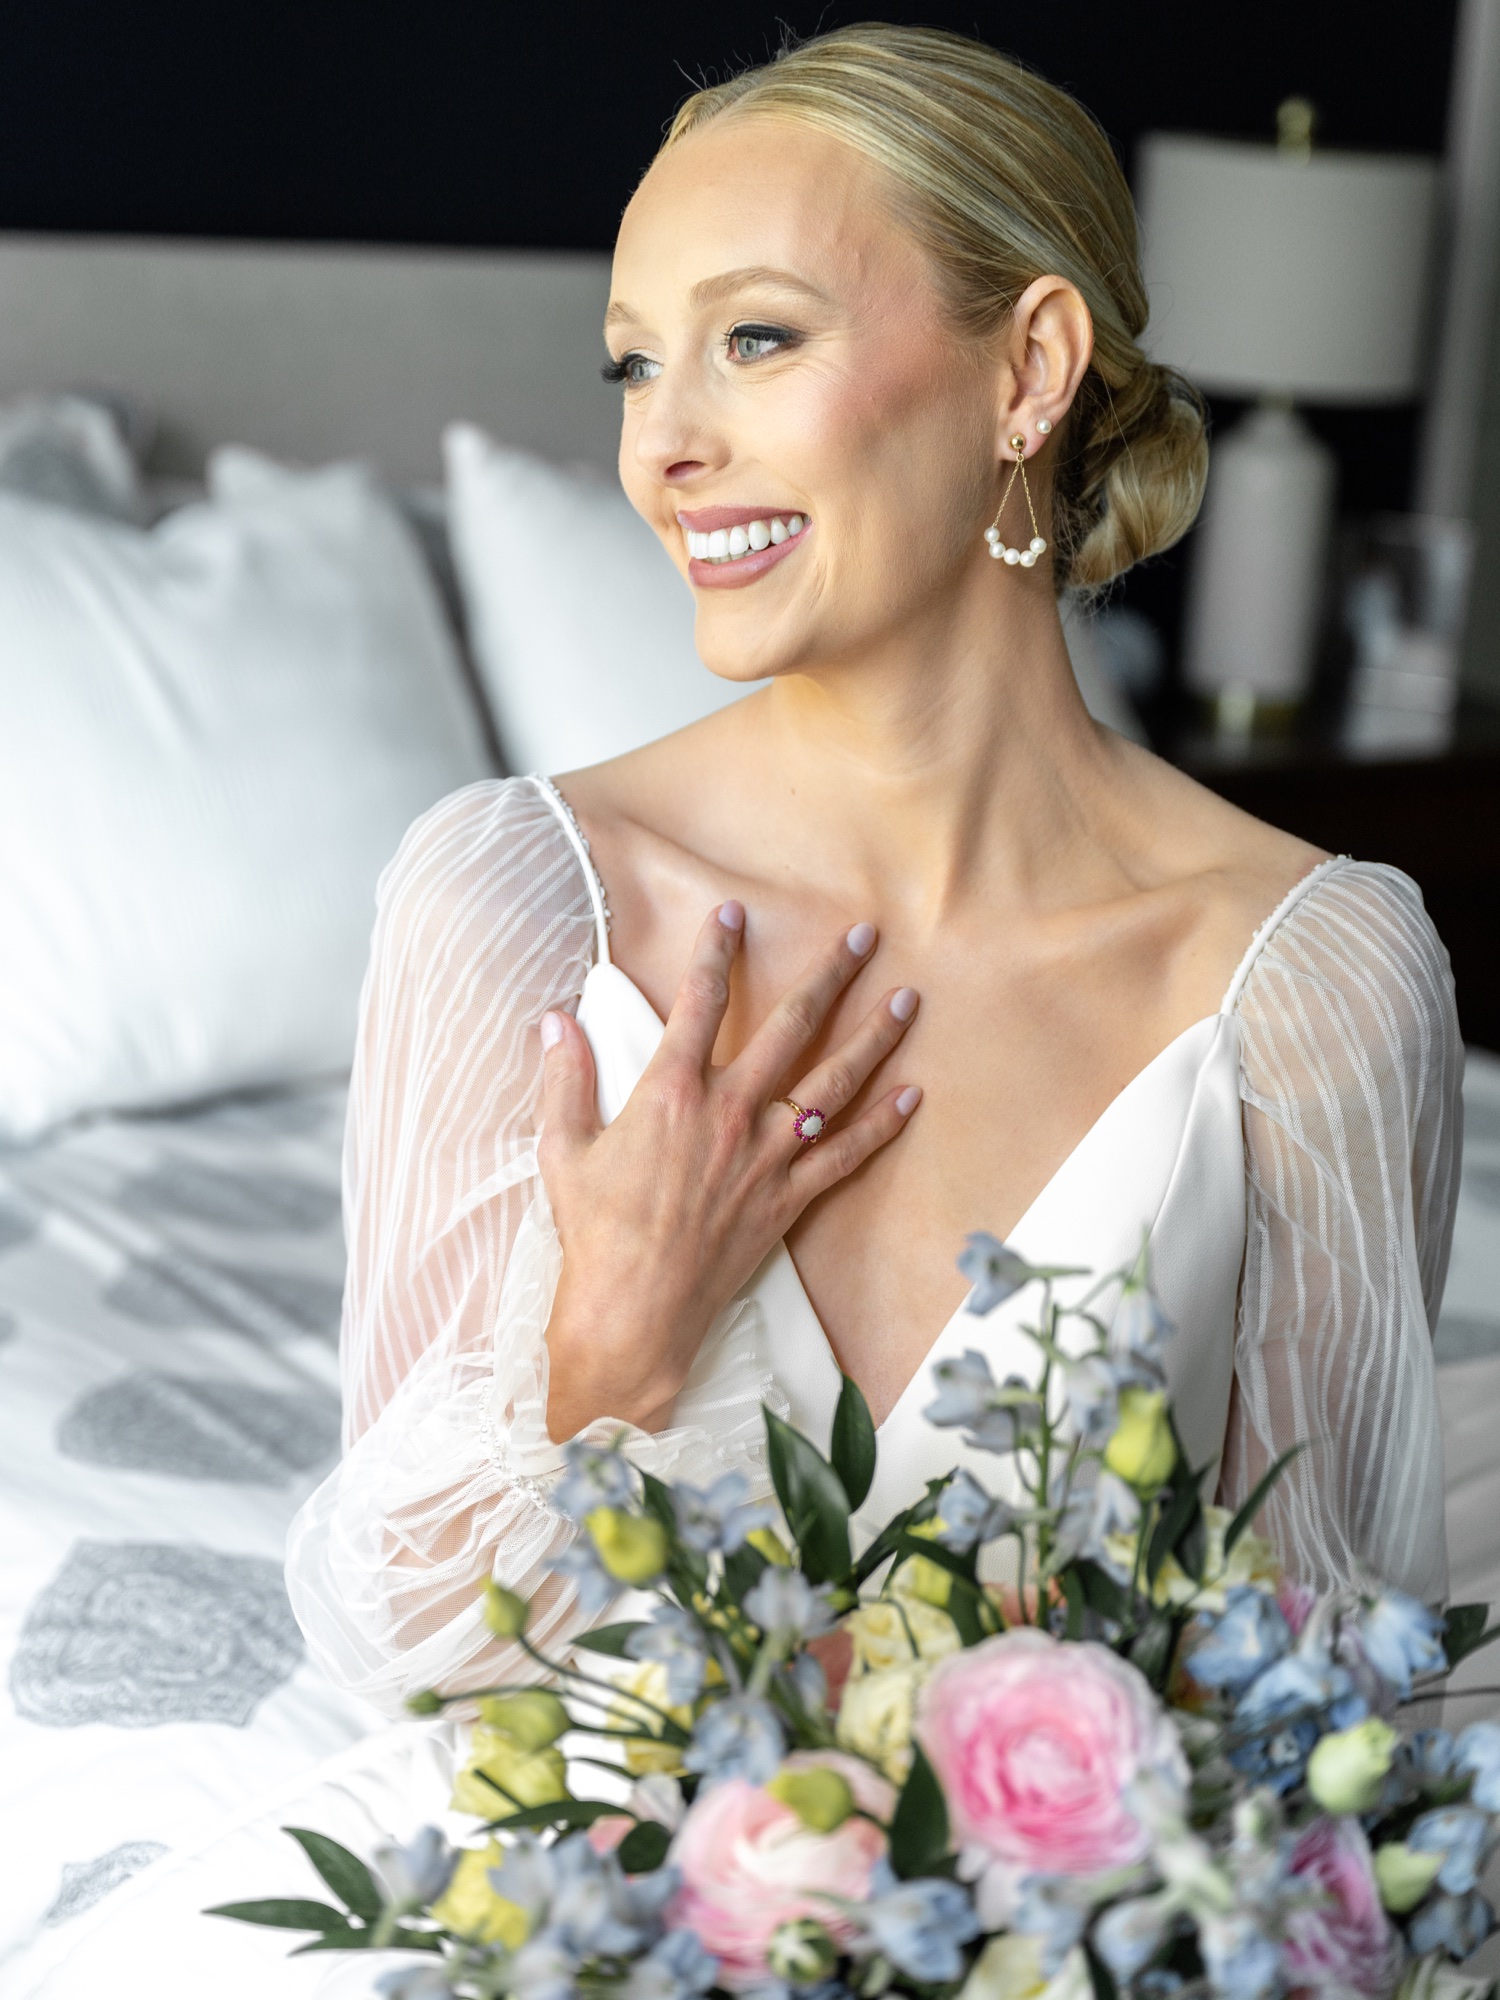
[{"xmin": 286, "ymin": 774, "xmax": 1463, "ymax": 1715}]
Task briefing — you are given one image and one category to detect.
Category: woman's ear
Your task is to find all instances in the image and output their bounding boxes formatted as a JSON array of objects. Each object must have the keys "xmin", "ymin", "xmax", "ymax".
[{"xmin": 994, "ymin": 275, "xmax": 1094, "ymax": 452}]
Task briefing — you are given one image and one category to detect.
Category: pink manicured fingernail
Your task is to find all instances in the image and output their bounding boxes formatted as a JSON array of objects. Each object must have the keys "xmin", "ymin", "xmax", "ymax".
[
  {"xmin": 846, "ymin": 921, "xmax": 877, "ymax": 956},
  {"xmin": 540, "ymin": 1011, "xmax": 565, "ymax": 1051},
  {"xmin": 890, "ymin": 987, "xmax": 919, "ymax": 1021},
  {"xmin": 718, "ymin": 900, "xmax": 745, "ymax": 931},
  {"xmin": 895, "ymin": 1086, "xmax": 922, "ymax": 1116}
]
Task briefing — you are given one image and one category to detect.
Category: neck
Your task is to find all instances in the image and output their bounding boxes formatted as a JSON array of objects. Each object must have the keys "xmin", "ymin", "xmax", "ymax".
[{"xmin": 743, "ymin": 582, "xmax": 1121, "ymax": 925}]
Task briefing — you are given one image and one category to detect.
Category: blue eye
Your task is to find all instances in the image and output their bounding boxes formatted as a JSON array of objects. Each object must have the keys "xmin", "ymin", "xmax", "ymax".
[
  {"xmin": 601, "ymin": 352, "xmax": 661, "ymax": 387},
  {"xmin": 727, "ymin": 324, "xmax": 796, "ymax": 362}
]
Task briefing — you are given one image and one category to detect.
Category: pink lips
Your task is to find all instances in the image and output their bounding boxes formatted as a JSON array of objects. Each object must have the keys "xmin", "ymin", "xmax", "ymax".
[{"xmin": 675, "ymin": 506, "xmax": 811, "ymax": 591}]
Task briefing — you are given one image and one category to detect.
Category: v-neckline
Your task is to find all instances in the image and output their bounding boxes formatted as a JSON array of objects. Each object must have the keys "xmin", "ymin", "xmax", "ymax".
[{"xmin": 580, "ymin": 953, "xmax": 1226, "ymax": 1434}]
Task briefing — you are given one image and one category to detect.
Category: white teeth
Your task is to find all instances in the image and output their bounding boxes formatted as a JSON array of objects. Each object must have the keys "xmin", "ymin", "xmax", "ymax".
[{"xmin": 683, "ymin": 513, "xmax": 809, "ymax": 565}]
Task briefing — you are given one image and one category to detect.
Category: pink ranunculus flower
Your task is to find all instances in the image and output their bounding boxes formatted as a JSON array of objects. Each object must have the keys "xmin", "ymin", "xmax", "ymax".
[
  {"xmin": 1284, "ymin": 1816, "xmax": 1400, "ymax": 1998},
  {"xmin": 668, "ymin": 1751, "xmax": 895, "ymax": 1991},
  {"xmin": 915, "ymin": 1629, "xmax": 1188, "ymax": 1919}
]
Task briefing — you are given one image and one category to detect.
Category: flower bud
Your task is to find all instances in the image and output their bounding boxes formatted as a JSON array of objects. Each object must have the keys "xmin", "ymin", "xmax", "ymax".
[
  {"xmin": 766, "ymin": 1763, "xmax": 856, "ymax": 1832},
  {"xmin": 478, "ymin": 1689, "xmax": 569, "ymax": 1751},
  {"xmin": 482, "ymin": 1582, "xmax": 530, "ymax": 1638},
  {"xmin": 450, "ymin": 1726, "xmax": 570, "ymax": 1816},
  {"xmin": 1306, "ymin": 1718, "xmax": 1399, "ymax": 1816},
  {"xmin": 586, "ymin": 1506, "xmax": 669, "ymax": 1585},
  {"xmin": 747, "ymin": 1527, "xmax": 793, "ymax": 1567},
  {"xmin": 767, "ymin": 1917, "xmax": 841, "ymax": 1984},
  {"xmin": 405, "ymin": 1688, "xmax": 444, "ymax": 1716},
  {"xmin": 1373, "ymin": 1841, "xmax": 1444, "ymax": 1914},
  {"xmin": 1104, "ymin": 1389, "xmax": 1177, "ymax": 1493}
]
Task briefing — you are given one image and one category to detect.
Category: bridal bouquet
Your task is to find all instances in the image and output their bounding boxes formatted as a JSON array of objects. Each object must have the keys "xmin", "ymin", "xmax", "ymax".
[{"xmin": 214, "ymin": 1239, "xmax": 1500, "ymax": 2000}]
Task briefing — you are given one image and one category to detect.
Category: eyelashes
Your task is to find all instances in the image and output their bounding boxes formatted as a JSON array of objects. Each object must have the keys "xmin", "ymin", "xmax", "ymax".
[{"xmin": 601, "ymin": 321, "xmax": 802, "ymax": 386}]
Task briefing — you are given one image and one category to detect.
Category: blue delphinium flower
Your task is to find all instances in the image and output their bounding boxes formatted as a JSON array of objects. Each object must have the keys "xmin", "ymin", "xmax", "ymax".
[
  {"xmin": 553, "ymin": 1440, "xmax": 636, "ymax": 1524},
  {"xmin": 1408, "ymin": 1807, "xmax": 1495, "ymax": 1896},
  {"xmin": 1231, "ymin": 1653, "xmax": 1363, "ymax": 1794},
  {"xmin": 488, "ymin": 1832, "xmax": 560, "ymax": 1923},
  {"xmin": 372, "ymin": 1824, "xmax": 457, "ymax": 1908},
  {"xmin": 1107, "ymin": 1283, "xmax": 1173, "ymax": 1379},
  {"xmin": 1456, "ymin": 1721, "xmax": 1500, "ymax": 1812},
  {"xmin": 1188, "ymin": 1588, "xmax": 1293, "ymax": 1697},
  {"xmin": 789, "ymin": 1649, "xmax": 828, "ymax": 1715},
  {"xmin": 625, "ymin": 1929, "xmax": 720, "ymax": 2000},
  {"xmin": 935, "ymin": 1467, "xmax": 1014, "ymax": 1552},
  {"xmin": 744, "ymin": 1568, "xmax": 837, "ymax": 1642},
  {"xmin": 924, "ymin": 1351, "xmax": 1039, "ymax": 1454},
  {"xmin": 508, "ymin": 1936, "xmax": 580, "ymax": 2000},
  {"xmin": 957, "ymin": 1232, "xmax": 1037, "ymax": 1314},
  {"xmin": 858, "ymin": 1872, "xmax": 981, "ymax": 1982},
  {"xmin": 1196, "ymin": 1912, "xmax": 1283, "ymax": 2000},
  {"xmin": 685, "ymin": 1695, "xmax": 785, "ymax": 1785},
  {"xmin": 549, "ymin": 1536, "xmax": 619, "ymax": 1618},
  {"xmin": 627, "ymin": 1605, "xmax": 712, "ymax": 1705},
  {"xmin": 1010, "ymin": 1878, "xmax": 1087, "ymax": 1974},
  {"xmin": 1093, "ymin": 1895, "xmax": 1173, "ymax": 1983},
  {"xmin": 671, "ymin": 1472, "xmax": 775, "ymax": 1557},
  {"xmin": 1408, "ymin": 1890, "xmax": 1495, "ymax": 1960},
  {"xmin": 1050, "ymin": 1468, "xmax": 1141, "ymax": 1577},
  {"xmin": 1410, "ymin": 1728, "xmax": 1459, "ymax": 1787},
  {"xmin": 1062, "ymin": 1354, "xmax": 1121, "ymax": 1445},
  {"xmin": 376, "ymin": 1968, "xmax": 460, "ymax": 2000},
  {"xmin": 1359, "ymin": 1590, "xmax": 1447, "ymax": 1698}
]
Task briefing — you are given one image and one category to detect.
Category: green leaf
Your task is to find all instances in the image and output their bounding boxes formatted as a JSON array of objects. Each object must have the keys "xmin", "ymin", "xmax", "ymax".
[
  {"xmin": 1060, "ymin": 1566, "xmax": 1085, "ymax": 1640},
  {"xmin": 481, "ymin": 1798, "xmax": 623, "ymax": 1835},
  {"xmin": 719, "ymin": 1540, "xmax": 769, "ymax": 1606},
  {"xmin": 1147, "ymin": 1483, "xmax": 1204, "ymax": 1588},
  {"xmin": 1084, "ymin": 1941, "xmax": 1120, "ymax": 2000},
  {"xmin": 203, "ymin": 1898, "xmax": 348, "ymax": 1932},
  {"xmin": 888, "ymin": 1743, "xmax": 950, "ymax": 1879},
  {"xmin": 572, "ymin": 1621, "xmax": 647, "ymax": 1658},
  {"xmin": 1129, "ymin": 1613, "xmax": 1178, "ymax": 1691},
  {"xmin": 851, "ymin": 1502, "xmax": 923, "ymax": 1587},
  {"xmin": 281, "ymin": 1827, "xmax": 382, "ymax": 1924},
  {"xmin": 1073, "ymin": 1558, "xmax": 1130, "ymax": 1623},
  {"xmin": 1445, "ymin": 1604, "xmax": 1500, "ymax": 1669},
  {"xmin": 617, "ymin": 1820, "xmax": 673, "ymax": 1872},
  {"xmin": 764, "ymin": 1407, "xmax": 851, "ymax": 1584},
  {"xmin": 1223, "ymin": 1442, "xmax": 1306, "ymax": 1556},
  {"xmin": 830, "ymin": 1374, "xmax": 877, "ymax": 1512}
]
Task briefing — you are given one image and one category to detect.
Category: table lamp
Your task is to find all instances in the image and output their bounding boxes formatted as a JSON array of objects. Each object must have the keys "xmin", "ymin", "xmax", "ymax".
[{"xmin": 1136, "ymin": 105, "xmax": 1439, "ymax": 735}]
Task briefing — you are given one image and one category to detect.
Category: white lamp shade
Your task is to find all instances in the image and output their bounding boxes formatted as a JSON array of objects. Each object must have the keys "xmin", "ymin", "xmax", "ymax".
[{"xmin": 1137, "ymin": 134, "xmax": 1439, "ymax": 402}]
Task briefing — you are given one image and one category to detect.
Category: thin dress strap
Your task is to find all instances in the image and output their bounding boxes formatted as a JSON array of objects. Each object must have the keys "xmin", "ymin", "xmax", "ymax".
[
  {"xmin": 1218, "ymin": 854, "xmax": 1349, "ymax": 1016},
  {"xmin": 528, "ymin": 774, "xmax": 612, "ymax": 967}
]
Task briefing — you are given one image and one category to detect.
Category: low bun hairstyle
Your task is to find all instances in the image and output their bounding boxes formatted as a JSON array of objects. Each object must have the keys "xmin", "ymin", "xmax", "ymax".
[{"xmin": 660, "ymin": 23, "xmax": 1208, "ymax": 592}]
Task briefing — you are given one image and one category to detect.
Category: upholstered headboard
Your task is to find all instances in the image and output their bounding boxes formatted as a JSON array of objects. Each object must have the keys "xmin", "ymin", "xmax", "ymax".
[{"xmin": 0, "ymin": 232, "xmax": 618, "ymax": 480}]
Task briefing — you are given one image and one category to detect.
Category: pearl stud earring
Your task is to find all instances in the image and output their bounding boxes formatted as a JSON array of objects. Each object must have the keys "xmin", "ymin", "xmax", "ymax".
[
  {"xmin": 1036, "ymin": 417, "xmax": 1053, "ymax": 434},
  {"xmin": 983, "ymin": 433, "xmax": 1049, "ymax": 567}
]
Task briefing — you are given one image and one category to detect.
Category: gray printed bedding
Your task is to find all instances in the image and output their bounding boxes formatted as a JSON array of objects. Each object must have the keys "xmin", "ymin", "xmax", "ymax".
[{"xmin": 1, "ymin": 1058, "xmax": 1499, "ymax": 1980}]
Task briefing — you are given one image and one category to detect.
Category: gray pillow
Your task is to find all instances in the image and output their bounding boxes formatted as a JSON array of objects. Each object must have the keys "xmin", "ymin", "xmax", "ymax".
[{"xmin": 0, "ymin": 393, "xmax": 147, "ymax": 522}]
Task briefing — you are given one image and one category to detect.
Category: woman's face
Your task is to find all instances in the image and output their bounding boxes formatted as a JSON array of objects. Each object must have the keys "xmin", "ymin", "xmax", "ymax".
[{"xmin": 607, "ymin": 115, "xmax": 1011, "ymax": 685}]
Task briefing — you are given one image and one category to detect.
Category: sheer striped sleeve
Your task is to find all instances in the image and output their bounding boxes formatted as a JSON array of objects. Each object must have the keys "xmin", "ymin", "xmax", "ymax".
[
  {"xmin": 285, "ymin": 778, "xmax": 601, "ymax": 1712},
  {"xmin": 1220, "ymin": 861, "xmax": 1463, "ymax": 1602}
]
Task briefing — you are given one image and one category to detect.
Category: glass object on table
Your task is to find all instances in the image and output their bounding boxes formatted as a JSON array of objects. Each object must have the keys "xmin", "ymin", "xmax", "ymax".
[{"xmin": 1341, "ymin": 514, "xmax": 1473, "ymax": 758}]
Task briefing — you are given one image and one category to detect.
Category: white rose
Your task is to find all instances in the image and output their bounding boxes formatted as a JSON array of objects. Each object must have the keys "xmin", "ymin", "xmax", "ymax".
[
  {"xmin": 835, "ymin": 1662, "xmax": 925, "ymax": 1782},
  {"xmin": 959, "ymin": 1938, "xmax": 1091, "ymax": 2000},
  {"xmin": 844, "ymin": 1596, "xmax": 960, "ymax": 1675}
]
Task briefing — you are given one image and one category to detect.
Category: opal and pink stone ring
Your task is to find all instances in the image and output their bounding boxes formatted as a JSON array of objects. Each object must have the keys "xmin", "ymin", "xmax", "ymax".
[{"xmin": 778, "ymin": 1097, "xmax": 827, "ymax": 1144}]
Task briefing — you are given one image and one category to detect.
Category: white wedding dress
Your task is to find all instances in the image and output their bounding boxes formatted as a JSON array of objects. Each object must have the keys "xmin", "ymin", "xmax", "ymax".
[{"xmin": 18, "ymin": 771, "xmax": 1463, "ymax": 1998}]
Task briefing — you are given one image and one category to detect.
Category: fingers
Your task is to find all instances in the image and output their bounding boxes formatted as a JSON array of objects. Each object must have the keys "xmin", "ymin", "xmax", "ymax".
[
  {"xmin": 538, "ymin": 1008, "xmax": 602, "ymax": 1156},
  {"xmin": 658, "ymin": 901, "xmax": 745, "ymax": 1070},
  {"xmin": 782, "ymin": 984, "xmax": 920, "ymax": 1133},
  {"xmin": 791, "ymin": 1084, "xmax": 923, "ymax": 1198},
  {"xmin": 732, "ymin": 920, "xmax": 879, "ymax": 1102}
]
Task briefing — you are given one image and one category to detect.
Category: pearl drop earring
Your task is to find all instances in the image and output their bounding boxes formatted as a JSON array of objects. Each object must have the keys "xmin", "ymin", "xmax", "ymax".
[{"xmin": 983, "ymin": 433, "xmax": 1048, "ymax": 567}]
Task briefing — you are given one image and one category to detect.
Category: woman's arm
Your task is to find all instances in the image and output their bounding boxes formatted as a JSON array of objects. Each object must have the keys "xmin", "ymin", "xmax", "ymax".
[{"xmin": 1220, "ymin": 860, "xmax": 1464, "ymax": 1602}]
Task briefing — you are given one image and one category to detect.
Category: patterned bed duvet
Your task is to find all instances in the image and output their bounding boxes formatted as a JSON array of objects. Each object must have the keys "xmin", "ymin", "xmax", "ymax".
[{"xmin": 0, "ymin": 1078, "xmax": 378, "ymax": 1974}]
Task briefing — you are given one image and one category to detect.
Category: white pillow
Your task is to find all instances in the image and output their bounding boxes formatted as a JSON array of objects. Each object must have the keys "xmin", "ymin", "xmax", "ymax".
[
  {"xmin": 443, "ymin": 423, "xmax": 756, "ymax": 772},
  {"xmin": 0, "ymin": 447, "xmax": 491, "ymax": 1141}
]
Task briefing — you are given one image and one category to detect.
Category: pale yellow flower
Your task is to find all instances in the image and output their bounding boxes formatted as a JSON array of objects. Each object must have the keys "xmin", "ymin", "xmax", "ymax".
[
  {"xmin": 611, "ymin": 1658, "xmax": 692, "ymax": 1777},
  {"xmin": 430, "ymin": 1840, "xmax": 528, "ymax": 1946},
  {"xmin": 1105, "ymin": 1504, "xmax": 1281, "ymax": 1615},
  {"xmin": 960, "ymin": 1938, "xmax": 1090, "ymax": 2000},
  {"xmin": 835, "ymin": 1662, "xmax": 926, "ymax": 1783},
  {"xmin": 450, "ymin": 1725, "xmax": 569, "ymax": 1817},
  {"xmin": 845, "ymin": 1595, "xmax": 960, "ymax": 1676}
]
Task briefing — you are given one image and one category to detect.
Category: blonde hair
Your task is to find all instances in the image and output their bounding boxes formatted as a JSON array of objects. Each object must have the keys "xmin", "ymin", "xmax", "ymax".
[{"xmin": 660, "ymin": 24, "xmax": 1207, "ymax": 592}]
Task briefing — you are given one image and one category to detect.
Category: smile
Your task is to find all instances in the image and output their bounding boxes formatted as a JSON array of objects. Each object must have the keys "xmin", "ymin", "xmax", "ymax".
[{"xmin": 681, "ymin": 513, "xmax": 808, "ymax": 564}]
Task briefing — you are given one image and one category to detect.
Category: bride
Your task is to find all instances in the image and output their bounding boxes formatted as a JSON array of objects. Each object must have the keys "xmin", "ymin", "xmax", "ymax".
[
  {"xmin": 285, "ymin": 24, "xmax": 1462, "ymax": 1722},
  {"xmin": 29, "ymin": 26, "xmax": 1464, "ymax": 1996}
]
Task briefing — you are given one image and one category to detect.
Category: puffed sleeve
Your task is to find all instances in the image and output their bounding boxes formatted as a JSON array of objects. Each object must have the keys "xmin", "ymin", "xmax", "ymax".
[
  {"xmin": 284, "ymin": 778, "xmax": 603, "ymax": 1712},
  {"xmin": 1219, "ymin": 861, "xmax": 1463, "ymax": 1602}
]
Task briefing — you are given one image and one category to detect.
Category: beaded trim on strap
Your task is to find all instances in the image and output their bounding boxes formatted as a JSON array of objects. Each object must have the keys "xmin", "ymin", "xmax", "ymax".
[{"xmin": 528, "ymin": 773, "xmax": 612, "ymax": 963}]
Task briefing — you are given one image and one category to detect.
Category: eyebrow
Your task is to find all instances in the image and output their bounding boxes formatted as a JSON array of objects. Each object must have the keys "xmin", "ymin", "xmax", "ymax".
[{"xmin": 604, "ymin": 265, "xmax": 835, "ymax": 330}]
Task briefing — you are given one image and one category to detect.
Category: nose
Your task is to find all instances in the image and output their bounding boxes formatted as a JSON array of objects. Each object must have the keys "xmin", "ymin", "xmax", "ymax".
[{"xmin": 628, "ymin": 362, "xmax": 729, "ymax": 489}]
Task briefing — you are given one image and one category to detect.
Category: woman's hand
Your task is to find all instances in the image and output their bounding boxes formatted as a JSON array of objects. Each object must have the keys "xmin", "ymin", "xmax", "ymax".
[{"xmin": 537, "ymin": 903, "xmax": 921, "ymax": 1440}]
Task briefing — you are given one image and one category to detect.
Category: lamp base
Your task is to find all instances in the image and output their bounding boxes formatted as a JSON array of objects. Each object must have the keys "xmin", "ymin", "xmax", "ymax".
[{"xmin": 1183, "ymin": 401, "xmax": 1336, "ymax": 716}]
